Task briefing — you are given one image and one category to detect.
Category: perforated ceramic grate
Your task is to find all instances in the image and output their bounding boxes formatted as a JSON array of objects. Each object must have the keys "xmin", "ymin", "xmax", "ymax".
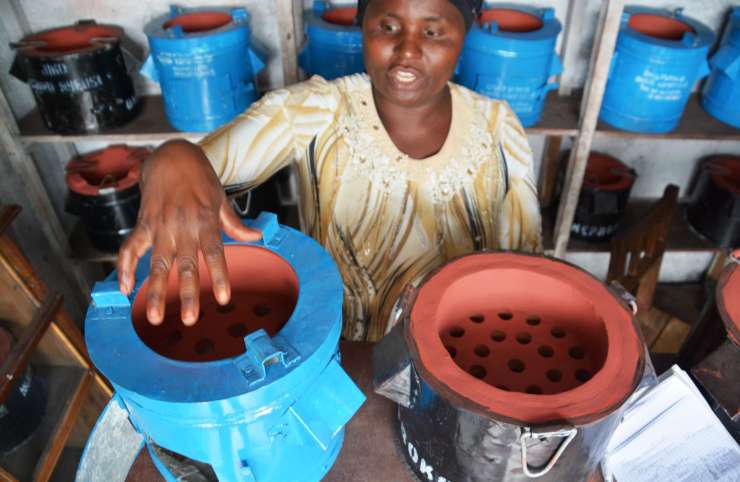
[
  {"xmin": 133, "ymin": 246, "xmax": 298, "ymax": 362},
  {"xmin": 440, "ymin": 308, "xmax": 606, "ymax": 395}
]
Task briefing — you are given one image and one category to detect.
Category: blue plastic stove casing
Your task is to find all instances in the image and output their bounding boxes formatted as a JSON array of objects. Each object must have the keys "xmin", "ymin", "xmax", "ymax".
[
  {"xmin": 299, "ymin": 1, "xmax": 364, "ymax": 80},
  {"xmin": 141, "ymin": 6, "xmax": 267, "ymax": 132},
  {"xmin": 701, "ymin": 7, "xmax": 740, "ymax": 129},
  {"xmin": 78, "ymin": 213, "xmax": 365, "ymax": 482},
  {"xmin": 600, "ymin": 7, "xmax": 715, "ymax": 133},
  {"xmin": 456, "ymin": 3, "xmax": 563, "ymax": 127}
]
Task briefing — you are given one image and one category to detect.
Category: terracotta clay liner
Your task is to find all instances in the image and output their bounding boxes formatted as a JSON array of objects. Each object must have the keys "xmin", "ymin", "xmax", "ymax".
[
  {"xmin": 133, "ymin": 245, "xmax": 299, "ymax": 363},
  {"xmin": 708, "ymin": 155, "xmax": 740, "ymax": 195},
  {"xmin": 628, "ymin": 14, "xmax": 694, "ymax": 41},
  {"xmin": 479, "ymin": 8, "xmax": 543, "ymax": 33},
  {"xmin": 718, "ymin": 250, "xmax": 740, "ymax": 347},
  {"xmin": 408, "ymin": 252, "xmax": 643, "ymax": 425},
  {"xmin": 322, "ymin": 7, "xmax": 358, "ymax": 27},
  {"xmin": 163, "ymin": 12, "xmax": 232, "ymax": 34},
  {"xmin": 583, "ymin": 152, "xmax": 635, "ymax": 191},
  {"xmin": 66, "ymin": 145, "xmax": 148, "ymax": 196},
  {"xmin": 20, "ymin": 24, "xmax": 123, "ymax": 56}
]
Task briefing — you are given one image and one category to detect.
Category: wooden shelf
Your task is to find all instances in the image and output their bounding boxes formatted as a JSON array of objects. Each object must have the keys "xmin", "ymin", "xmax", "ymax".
[
  {"xmin": 0, "ymin": 365, "xmax": 91, "ymax": 481},
  {"xmin": 18, "ymin": 91, "xmax": 738, "ymax": 146},
  {"xmin": 594, "ymin": 93, "xmax": 740, "ymax": 141},
  {"xmin": 543, "ymin": 202, "xmax": 723, "ymax": 253},
  {"xmin": 17, "ymin": 92, "xmax": 580, "ymax": 145},
  {"xmin": 17, "ymin": 96, "xmax": 205, "ymax": 144},
  {"xmin": 527, "ymin": 92, "xmax": 580, "ymax": 137},
  {"xmin": 68, "ymin": 224, "xmax": 118, "ymax": 264}
]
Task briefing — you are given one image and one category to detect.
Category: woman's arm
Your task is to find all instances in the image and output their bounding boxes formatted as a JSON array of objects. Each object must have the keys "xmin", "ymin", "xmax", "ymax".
[
  {"xmin": 495, "ymin": 101, "xmax": 543, "ymax": 252},
  {"xmin": 117, "ymin": 76, "xmax": 337, "ymax": 325}
]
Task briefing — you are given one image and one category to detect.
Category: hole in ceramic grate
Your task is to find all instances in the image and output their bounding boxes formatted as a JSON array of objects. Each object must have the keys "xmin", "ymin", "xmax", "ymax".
[
  {"xmin": 227, "ymin": 322, "xmax": 249, "ymax": 339},
  {"xmin": 133, "ymin": 246, "xmax": 298, "ymax": 362},
  {"xmin": 576, "ymin": 369, "xmax": 592, "ymax": 382},
  {"xmin": 194, "ymin": 339, "xmax": 214, "ymax": 355},
  {"xmin": 469, "ymin": 314, "xmax": 485, "ymax": 323},
  {"xmin": 538, "ymin": 345, "xmax": 554, "ymax": 358},
  {"xmin": 446, "ymin": 345, "xmax": 457, "ymax": 358},
  {"xmin": 491, "ymin": 330, "xmax": 506, "ymax": 342},
  {"xmin": 450, "ymin": 326, "xmax": 465, "ymax": 338},
  {"xmin": 525, "ymin": 385, "xmax": 543, "ymax": 394},
  {"xmin": 469, "ymin": 365, "xmax": 487, "ymax": 379},
  {"xmin": 547, "ymin": 369, "xmax": 563, "ymax": 383},
  {"xmin": 516, "ymin": 332, "xmax": 532, "ymax": 345},
  {"xmin": 498, "ymin": 312, "xmax": 513, "ymax": 320},
  {"xmin": 551, "ymin": 327, "xmax": 566, "ymax": 338},
  {"xmin": 569, "ymin": 346, "xmax": 585, "ymax": 360},
  {"xmin": 526, "ymin": 316, "xmax": 541, "ymax": 326},
  {"xmin": 164, "ymin": 331, "xmax": 182, "ymax": 346},
  {"xmin": 508, "ymin": 359, "xmax": 525, "ymax": 373},
  {"xmin": 474, "ymin": 344, "xmax": 490, "ymax": 357}
]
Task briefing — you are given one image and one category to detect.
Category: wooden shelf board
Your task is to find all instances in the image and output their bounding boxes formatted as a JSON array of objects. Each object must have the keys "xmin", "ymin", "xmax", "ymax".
[
  {"xmin": 594, "ymin": 93, "xmax": 740, "ymax": 141},
  {"xmin": 17, "ymin": 96, "xmax": 205, "ymax": 144},
  {"xmin": 526, "ymin": 92, "xmax": 580, "ymax": 137},
  {"xmin": 18, "ymin": 92, "xmax": 579, "ymax": 144},
  {"xmin": 0, "ymin": 365, "xmax": 88, "ymax": 481},
  {"xmin": 543, "ymin": 202, "xmax": 723, "ymax": 253},
  {"xmin": 68, "ymin": 224, "xmax": 118, "ymax": 264}
]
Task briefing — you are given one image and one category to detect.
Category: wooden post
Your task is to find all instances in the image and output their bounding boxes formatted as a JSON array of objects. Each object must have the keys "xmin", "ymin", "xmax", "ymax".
[
  {"xmin": 276, "ymin": 0, "xmax": 302, "ymax": 86},
  {"xmin": 553, "ymin": 0, "xmax": 625, "ymax": 258},
  {"xmin": 537, "ymin": 136, "xmax": 563, "ymax": 208}
]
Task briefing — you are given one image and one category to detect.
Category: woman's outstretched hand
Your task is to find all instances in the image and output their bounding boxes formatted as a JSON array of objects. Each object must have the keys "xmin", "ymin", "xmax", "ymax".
[{"xmin": 117, "ymin": 140, "xmax": 262, "ymax": 326}]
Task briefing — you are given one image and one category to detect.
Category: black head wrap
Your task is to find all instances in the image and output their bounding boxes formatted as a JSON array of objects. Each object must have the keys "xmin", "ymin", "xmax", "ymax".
[{"xmin": 356, "ymin": 0, "xmax": 483, "ymax": 31}]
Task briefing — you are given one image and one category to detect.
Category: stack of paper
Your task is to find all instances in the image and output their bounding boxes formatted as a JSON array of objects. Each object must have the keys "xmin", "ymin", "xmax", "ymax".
[{"xmin": 603, "ymin": 365, "xmax": 740, "ymax": 482}]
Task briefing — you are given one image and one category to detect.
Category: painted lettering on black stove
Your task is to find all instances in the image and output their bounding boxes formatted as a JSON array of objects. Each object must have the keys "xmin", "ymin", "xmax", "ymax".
[{"xmin": 400, "ymin": 419, "xmax": 452, "ymax": 482}]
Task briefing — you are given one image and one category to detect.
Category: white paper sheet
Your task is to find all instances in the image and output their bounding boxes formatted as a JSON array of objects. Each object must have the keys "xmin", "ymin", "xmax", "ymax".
[{"xmin": 603, "ymin": 365, "xmax": 740, "ymax": 482}]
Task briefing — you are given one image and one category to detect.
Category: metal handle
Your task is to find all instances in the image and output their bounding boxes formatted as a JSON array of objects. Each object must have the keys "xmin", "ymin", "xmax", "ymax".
[
  {"xmin": 730, "ymin": 249, "xmax": 740, "ymax": 265},
  {"xmin": 609, "ymin": 280, "xmax": 638, "ymax": 315},
  {"xmin": 520, "ymin": 427, "xmax": 578, "ymax": 478}
]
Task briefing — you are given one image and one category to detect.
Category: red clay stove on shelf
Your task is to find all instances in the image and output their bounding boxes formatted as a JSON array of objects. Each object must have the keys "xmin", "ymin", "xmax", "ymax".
[
  {"xmin": 65, "ymin": 145, "xmax": 148, "ymax": 253},
  {"xmin": 10, "ymin": 20, "xmax": 139, "ymax": 134},
  {"xmin": 374, "ymin": 252, "xmax": 646, "ymax": 482},
  {"xmin": 690, "ymin": 250, "xmax": 740, "ymax": 440},
  {"xmin": 569, "ymin": 151, "xmax": 637, "ymax": 243},
  {"xmin": 688, "ymin": 155, "xmax": 740, "ymax": 249}
]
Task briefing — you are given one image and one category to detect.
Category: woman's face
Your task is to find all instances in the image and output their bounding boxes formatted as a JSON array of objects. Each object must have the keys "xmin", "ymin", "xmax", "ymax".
[{"xmin": 362, "ymin": 0, "xmax": 466, "ymax": 108}]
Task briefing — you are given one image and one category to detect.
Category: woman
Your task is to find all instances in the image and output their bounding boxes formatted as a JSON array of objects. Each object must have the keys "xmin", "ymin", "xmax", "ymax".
[{"xmin": 118, "ymin": 0, "xmax": 542, "ymax": 341}]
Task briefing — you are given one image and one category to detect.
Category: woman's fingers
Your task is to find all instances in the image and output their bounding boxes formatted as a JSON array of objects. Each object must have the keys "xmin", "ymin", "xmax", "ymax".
[
  {"xmin": 146, "ymin": 237, "xmax": 175, "ymax": 325},
  {"xmin": 221, "ymin": 199, "xmax": 262, "ymax": 242},
  {"xmin": 176, "ymin": 235, "xmax": 201, "ymax": 326},
  {"xmin": 118, "ymin": 225, "xmax": 153, "ymax": 296},
  {"xmin": 199, "ymin": 222, "xmax": 230, "ymax": 306}
]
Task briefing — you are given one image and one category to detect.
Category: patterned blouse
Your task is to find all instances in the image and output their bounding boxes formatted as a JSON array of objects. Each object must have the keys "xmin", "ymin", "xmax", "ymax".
[{"xmin": 200, "ymin": 74, "xmax": 542, "ymax": 341}]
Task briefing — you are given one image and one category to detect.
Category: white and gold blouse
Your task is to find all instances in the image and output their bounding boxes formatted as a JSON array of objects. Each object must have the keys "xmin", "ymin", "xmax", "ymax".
[{"xmin": 200, "ymin": 74, "xmax": 542, "ymax": 341}]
